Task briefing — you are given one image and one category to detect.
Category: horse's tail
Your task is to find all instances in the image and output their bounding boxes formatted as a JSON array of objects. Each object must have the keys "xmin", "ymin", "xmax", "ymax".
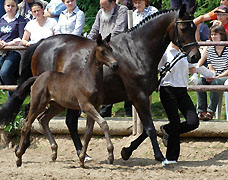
[
  {"xmin": 18, "ymin": 40, "xmax": 43, "ymax": 84},
  {"xmin": 0, "ymin": 41, "xmax": 43, "ymax": 125},
  {"xmin": 0, "ymin": 77, "xmax": 37, "ymax": 125}
]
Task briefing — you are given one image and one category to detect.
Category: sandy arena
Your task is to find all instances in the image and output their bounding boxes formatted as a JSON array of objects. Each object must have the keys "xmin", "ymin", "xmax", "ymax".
[{"xmin": 0, "ymin": 135, "xmax": 228, "ymax": 180}]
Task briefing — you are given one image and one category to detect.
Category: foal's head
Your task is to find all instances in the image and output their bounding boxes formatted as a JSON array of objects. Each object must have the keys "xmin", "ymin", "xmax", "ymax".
[
  {"xmin": 171, "ymin": 4, "xmax": 201, "ymax": 63},
  {"xmin": 95, "ymin": 34, "xmax": 119, "ymax": 71}
]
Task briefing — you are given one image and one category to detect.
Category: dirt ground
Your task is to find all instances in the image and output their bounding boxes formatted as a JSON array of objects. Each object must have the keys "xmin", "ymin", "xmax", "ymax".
[{"xmin": 0, "ymin": 134, "xmax": 228, "ymax": 180}]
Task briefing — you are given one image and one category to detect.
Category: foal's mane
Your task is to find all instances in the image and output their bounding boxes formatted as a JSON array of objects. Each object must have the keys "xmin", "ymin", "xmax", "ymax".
[{"xmin": 127, "ymin": 9, "xmax": 176, "ymax": 33}]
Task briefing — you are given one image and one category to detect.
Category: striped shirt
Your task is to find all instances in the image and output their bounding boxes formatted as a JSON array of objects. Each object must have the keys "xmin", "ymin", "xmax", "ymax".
[{"xmin": 207, "ymin": 46, "xmax": 228, "ymax": 76}]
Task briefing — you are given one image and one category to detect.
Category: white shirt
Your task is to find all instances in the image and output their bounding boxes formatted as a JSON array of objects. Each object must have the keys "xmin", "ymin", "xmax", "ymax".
[
  {"xmin": 133, "ymin": 6, "xmax": 158, "ymax": 27},
  {"xmin": 158, "ymin": 45, "xmax": 194, "ymax": 87},
  {"xmin": 24, "ymin": 17, "xmax": 57, "ymax": 44},
  {"xmin": 55, "ymin": 6, "xmax": 85, "ymax": 36}
]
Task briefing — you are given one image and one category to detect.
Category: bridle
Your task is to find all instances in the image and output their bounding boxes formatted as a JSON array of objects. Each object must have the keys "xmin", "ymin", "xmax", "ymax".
[
  {"xmin": 173, "ymin": 14, "xmax": 199, "ymax": 55},
  {"xmin": 156, "ymin": 14, "xmax": 199, "ymax": 91}
]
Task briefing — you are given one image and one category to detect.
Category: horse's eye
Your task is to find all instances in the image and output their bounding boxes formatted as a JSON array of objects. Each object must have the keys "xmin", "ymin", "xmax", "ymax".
[{"xmin": 101, "ymin": 50, "xmax": 106, "ymax": 56}]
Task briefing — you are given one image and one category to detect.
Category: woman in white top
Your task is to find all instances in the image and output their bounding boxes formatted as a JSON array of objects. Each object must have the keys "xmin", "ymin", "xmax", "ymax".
[
  {"xmin": 22, "ymin": 2, "xmax": 57, "ymax": 46},
  {"xmin": 54, "ymin": 0, "xmax": 85, "ymax": 36},
  {"xmin": 132, "ymin": 0, "xmax": 158, "ymax": 27},
  {"xmin": 158, "ymin": 42, "xmax": 199, "ymax": 167}
]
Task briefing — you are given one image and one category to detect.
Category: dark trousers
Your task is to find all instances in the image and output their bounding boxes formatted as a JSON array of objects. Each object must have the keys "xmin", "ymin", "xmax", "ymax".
[
  {"xmin": 0, "ymin": 51, "xmax": 21, "ymax": 85},
  {"xmin": 100, "ymin": 101, "xmax": 132, "ymax": 117},
  {"xmin": 170, "ymin": 0, "xmax": 195, "ymax": 10},
  {"xmin": 160, "ymin": 86, "xmax": 199, "ymax": 161}
]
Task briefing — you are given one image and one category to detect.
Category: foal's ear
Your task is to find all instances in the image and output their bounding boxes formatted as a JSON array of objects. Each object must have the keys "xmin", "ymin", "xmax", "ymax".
[
  {"xmin": 104, "ymin": 33, "xmax": 111, "ymax": 43},
  {"xmin": 96, "ymin": 33, "xmax": 103, "ymax": 46},
  {"xmin": 179, "ymin": 4, "xmax": 186, "ymax": 18},
  {"xmin": 189, "ymin": 3, "xmax": 197, "ymax": 15}
]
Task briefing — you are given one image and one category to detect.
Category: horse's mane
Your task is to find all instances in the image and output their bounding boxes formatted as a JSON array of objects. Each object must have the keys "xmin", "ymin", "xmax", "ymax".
[{"xmin": 127, "ymin": 9, "xmax": 176, "ymax": 33}]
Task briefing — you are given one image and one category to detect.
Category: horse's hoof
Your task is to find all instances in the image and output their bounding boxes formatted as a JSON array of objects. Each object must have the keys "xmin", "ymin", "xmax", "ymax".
[
  {"xmin": 108, "ymin": 154, "xmax": 114, "ymax": 164},
  {"xmin": 155, "ymin": 154, "xmax": 165, "ymax": 162},
  {"xmin": 121, "ymin": 147, "xmax": 132, "ymax": 161},
  {"xmin": 51, "ymin": 153, "xmax": 57, "ymax": 162},
  {"xmin": 16, "ymin": 158, "xmax": 22, "ymax": 167}
]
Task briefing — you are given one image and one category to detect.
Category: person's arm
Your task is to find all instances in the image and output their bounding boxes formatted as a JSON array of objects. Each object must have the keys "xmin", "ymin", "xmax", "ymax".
[
  {"xmin": 217, "ymin": 70, "xmax": 228, "ymax": 78},
  {"xmin": 197, "ymin": 46, "xmax": 208, "ymax": 67},
  {"xmin": 71, "ymin": 11, "xmax": 85, "ymax": 36},
  {"xmin": 50, "ymin": 3, "xmax": 66, "ymax": 17},
  {"xmin": 87, "ymin": 10, "xmax": 101, "ymax": 40},
  {"xmin": 208, "ymin": 64, "xmax": 216, "ymax": 75},
  {"xmin": 194, "ymin": 13, "xmax": 211, "ymax": 26},
  {"xmin": 111, "ymin": 5, "xmax": 128, "ymax": 37},
  {"xmin": 21, "ymin": 30, "xmax": 31, "ymax": 46}
]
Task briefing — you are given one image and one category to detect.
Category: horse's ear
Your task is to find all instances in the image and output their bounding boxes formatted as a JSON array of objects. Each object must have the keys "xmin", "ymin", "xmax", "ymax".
[
  {"xmin": 189, "ymin": 3, "xmax": 197, "ymax": 15},
  {"xmin": 179, "ymin": 4, "xmax": 186, "ymax": 17},
  {"xmin": 104, "ymin": 33, "xmax": 111, "ymax": 43},
  {"xmin": 96, "ymin": 34, "xmax": 103, "ymax": 46}
]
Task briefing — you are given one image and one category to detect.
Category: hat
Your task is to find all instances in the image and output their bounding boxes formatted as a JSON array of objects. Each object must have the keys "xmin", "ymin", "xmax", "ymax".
[{"xmin": 215, "ymin": 5, "xmax": 228, "ymax": 13}]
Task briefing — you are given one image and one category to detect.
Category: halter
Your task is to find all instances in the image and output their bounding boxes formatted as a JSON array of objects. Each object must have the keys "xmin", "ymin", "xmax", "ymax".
[{"xmin": 173, "ymin": 15, "xmax": 199, "ymax": 55}]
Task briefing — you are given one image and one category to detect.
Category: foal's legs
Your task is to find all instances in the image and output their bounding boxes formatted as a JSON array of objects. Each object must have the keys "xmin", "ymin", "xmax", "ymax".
[
  {"xmin": 38, "ymin": 102, "xmax": 64, "ymax": 161},
  {"xmin": 15, "ymin": 98, "xmax": 49, "ymax": 166},
  {"xmin": 79, "ymin": 102, "xmax": 114, "ymax": 168}
]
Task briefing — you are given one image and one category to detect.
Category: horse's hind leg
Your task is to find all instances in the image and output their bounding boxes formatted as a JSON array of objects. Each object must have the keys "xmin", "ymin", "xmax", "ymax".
[
  {"xmin": 38, "ymin": 102, "xmax": 64, "ymax": 162},
  {"xmin": 15, "ymin": 83, "xmax": 50, "ymax": 166},
  {"xmin": 15, "ymin": 108, "xmax": 45, "ymax": 167},
  {"xmin": 121, "ymin": 129, "xmax": 147, "ymax": 160},
  {"xmin": 80, "ymin": 103, "xmax": 114, "ymax": 167}
]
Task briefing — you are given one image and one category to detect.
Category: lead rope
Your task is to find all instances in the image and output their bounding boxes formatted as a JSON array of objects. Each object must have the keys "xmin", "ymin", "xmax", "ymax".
[{"xmin": 155, "ymin": 52, "xmax": 186, "ymax": 92}]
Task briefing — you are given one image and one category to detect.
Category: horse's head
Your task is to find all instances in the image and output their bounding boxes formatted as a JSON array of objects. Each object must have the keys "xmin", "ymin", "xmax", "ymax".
[
  {"xmin": 171, "ymin": 4, "xmax": 201, "ymax": 63},
  {"xmin": 95, "ymin": 34, "xmax": 119, "ymax": 71}
]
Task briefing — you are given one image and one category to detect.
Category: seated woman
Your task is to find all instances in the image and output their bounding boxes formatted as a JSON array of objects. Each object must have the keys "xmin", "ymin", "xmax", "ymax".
[
  {"xmin": 197, "ymin": 25, "xmax": 228, "ymax": 121},
  {"xmin": 54, "ymin": 0, "xmax": 85, "ymax": 36},
  {"xmin": 0, "ymin": 0, "xmax": 26, "ymax": 86},
  {"xmin": 132, "ymin": 0, "xmax": 158, "ymax": 27},
  {"xmin": 22, "ymin": 2, "xmax": 57, "ymax": 46}
]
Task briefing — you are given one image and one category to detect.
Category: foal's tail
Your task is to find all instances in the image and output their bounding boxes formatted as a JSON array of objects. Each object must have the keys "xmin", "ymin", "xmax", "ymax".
[
  {"xmin": 0, "ymin": 41, "xmax": 42, "ymax": 125},
  {"xmin": 0, "ymin": 77, "xmax": 37, "ymax": 125}
]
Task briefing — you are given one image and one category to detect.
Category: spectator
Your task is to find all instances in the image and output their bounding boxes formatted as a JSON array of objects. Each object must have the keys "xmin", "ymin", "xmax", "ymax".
[
  {"xmin": 195, "ymin": 23, "xmax": 210, "ymax": 41},
  {"xmin": 117, "ymin": 0, "xmax": 134, "ymax": 10},
  {"xmin": 88, "ymin": 0, "xmax": 132, "ymax": 117},
  {"xmin": 18, "ymin": 0, "xmax": 48, "ymax": 22},
  {"xmin": 158, "ymin": 42, "xmax": 199, "ymax": 167},
  {"xmin": 54, "ymin": 0, "xmax": 85, "ymax": 36},
  {"xmin": 211, "ymin": 5, "xmax": 228, "ymax": 37},
  {"xmin": 132, "ymin": 0, "xmax": 158, "ymax": 27},
  {"xmin": 44, "ymin": 0, "xmax": 66, "ymax": 22},
  {"xmin": 87, "ymin": 0, "xmax": 128, "ymax": 40},
  {"xmin": 197, "ymin": 25, "xmax": 228, "ymax": 121},
  {"xmin": 194, "ymin": 0, "xmax": 228, "ymax": 26},
  {"xmin": 170, "ymin": 0, "xmax": 195, "ymax": 10},
  {"xmin": 0, "ymin": 0, "xmax": 26, "ymax": 86},
  {"xmin": 21, "ymin": 2, "xmax": 57, "ymax": 46}
]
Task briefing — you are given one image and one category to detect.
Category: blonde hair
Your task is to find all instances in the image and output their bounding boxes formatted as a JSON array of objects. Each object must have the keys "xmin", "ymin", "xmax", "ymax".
[
  {"xmin": 4, "ymin": 0, "xmax": 18, "ymax": 6},
  {"xmin": 133, "ymin": 0, "xmax": 150, "ymax": 7}
]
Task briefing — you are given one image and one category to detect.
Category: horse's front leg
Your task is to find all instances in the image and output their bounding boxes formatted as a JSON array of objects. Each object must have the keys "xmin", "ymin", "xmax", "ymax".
[
  {"xmin": 130, "ymin": 92, "xmax": 164, "ymax": 162},
  {"xmin": 78, "ymin": 115, "xmax": 95, "ymax": 168},
  {"xmin": 80, "ymin": 103, "xmax": 114, "ymax": 167}
]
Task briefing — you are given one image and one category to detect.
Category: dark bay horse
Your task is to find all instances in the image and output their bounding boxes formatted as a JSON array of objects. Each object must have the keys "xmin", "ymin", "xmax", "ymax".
[
  {"xmin": 0, "ymin": 5, "xmax": 200, "ymax": 165},
  {"xmin": 15, "ymin": 34, "xmax": 118, "ymax": 168}
]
